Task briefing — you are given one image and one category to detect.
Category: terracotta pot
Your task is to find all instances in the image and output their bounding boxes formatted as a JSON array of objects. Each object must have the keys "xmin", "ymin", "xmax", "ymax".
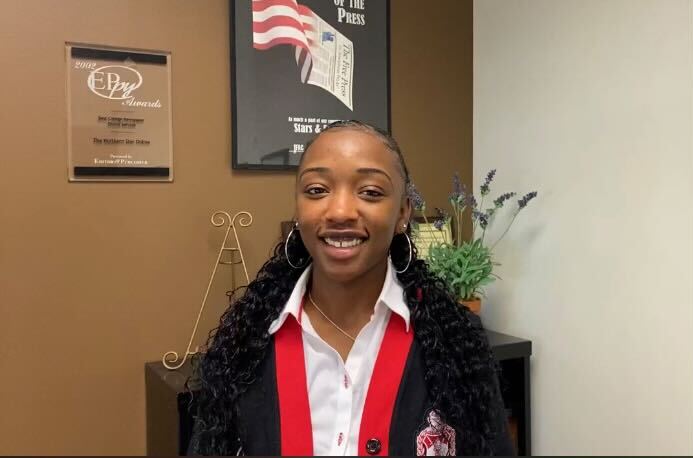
[{"xmin": 458, "ymin": 298, "xmax": 481, "ymax": 315}]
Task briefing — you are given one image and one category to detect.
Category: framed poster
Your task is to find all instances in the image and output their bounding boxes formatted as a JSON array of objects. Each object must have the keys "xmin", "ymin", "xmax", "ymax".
[
  {"xmin": 231, "ymin": 0, "xmax": 390, "ymax": 169},
  {"xmin": 66, "ymin": 44, "xmax": 173, "ymax": 182}
]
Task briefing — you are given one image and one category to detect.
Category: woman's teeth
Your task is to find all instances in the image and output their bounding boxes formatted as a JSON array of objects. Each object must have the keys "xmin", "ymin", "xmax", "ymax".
[{"xmin": 324, "ymin": 237, "xmax": 364, "ymax": 248}]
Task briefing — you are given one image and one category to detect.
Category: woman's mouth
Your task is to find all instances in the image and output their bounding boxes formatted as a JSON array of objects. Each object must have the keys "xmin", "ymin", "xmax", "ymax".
[
  {"xmin": 323, "ymin": 237, "xmax": 365, "ymax": 248},
  {"xmin": 319, "ymin": 236, "xmax": 367, "ymax": 260}
]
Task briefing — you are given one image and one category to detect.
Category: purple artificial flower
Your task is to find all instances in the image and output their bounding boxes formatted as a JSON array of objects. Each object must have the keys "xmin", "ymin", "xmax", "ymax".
[
  {"xmin": 432, "ymin": 207, "xmax": 448, "ymax": 230},
  {"xmin": 407, "ymin": 182, "xmax": 426, "ymax": 211},
  {"xmin": 518, "ymin": 191, "xmax": 538, "ymax": 209},
  {"xmin": 467, "ymin": 194, "xmax": 478, "ymax": 209},
  {"xmin": 449, "ymin": 172, "xmax": 468, "ymax": 205},
  {"xmin": 493, "ymin": 192, "xmax": 517, "ymax": 208},
  {"xmin": 452, "ymin": 173, "xmax": 463, "ymax": 195},
  {"xmin": 433, "ymin": 207, "xmax": 449, "ymax": 230},
  {"xmin": 475, "ymin": 211, "xmax": 489, "ymax": 229},
  {"xmin": 480, "ymin": 169, "xmax": 497, "ymax": 196},
  {"xmin": 480, "ymin": 215, "xmax": 489, "ymax": 229}
]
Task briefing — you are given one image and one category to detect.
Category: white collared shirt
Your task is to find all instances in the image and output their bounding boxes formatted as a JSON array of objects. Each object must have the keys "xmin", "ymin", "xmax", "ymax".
[{"xmin": 268, "ymin": 259, "xmax": 410, "ymax": 456}]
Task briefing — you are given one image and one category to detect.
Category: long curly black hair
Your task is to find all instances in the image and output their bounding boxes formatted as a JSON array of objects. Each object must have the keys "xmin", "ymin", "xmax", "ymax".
[{"xmin": 190, "ymin": 121, "xmax": 502, "ymax": 455}]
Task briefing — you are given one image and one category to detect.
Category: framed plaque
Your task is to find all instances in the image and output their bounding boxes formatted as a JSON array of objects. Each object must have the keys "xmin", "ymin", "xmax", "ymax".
[
  {"xmin": 66, "ymin": 44, "xmax": 173, "ymax": 181},
  {"xmin": 231, "ymin": 0, "xmax": 391, "ymax": 169},
  {"xmin": 412, "ymin": 217, "xmax": 453, "ymax": 260}
]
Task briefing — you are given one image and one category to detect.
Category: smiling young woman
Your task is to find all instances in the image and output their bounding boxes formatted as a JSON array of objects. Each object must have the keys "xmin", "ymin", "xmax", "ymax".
[{"xmin": 188, "ymin": 121, "xmax": 514, "ymax": 456}]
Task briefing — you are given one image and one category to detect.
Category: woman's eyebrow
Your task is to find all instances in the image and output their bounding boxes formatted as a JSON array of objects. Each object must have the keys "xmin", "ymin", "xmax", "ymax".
[
  {"xmin": 298, "ymin": 166, "xmax": 330, "ymax": 179},
  {"xmin": 298, "ymin": 166, "xmax": 393, "ymax": 185},
  {"xmin": 356, "ymin": 168, "xmax": 393, "ymax": 185}
]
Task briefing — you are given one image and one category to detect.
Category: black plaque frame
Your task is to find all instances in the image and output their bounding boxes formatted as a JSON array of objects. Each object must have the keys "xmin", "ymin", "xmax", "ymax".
[{"xmin": 230, "ymin": 0, "xmax": 391, "ymax": 170}]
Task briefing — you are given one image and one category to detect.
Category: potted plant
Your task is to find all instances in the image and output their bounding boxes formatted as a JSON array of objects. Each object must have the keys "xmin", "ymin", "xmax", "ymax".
[{"xmin": 408, "ymin": 170, "xmax": 537, "ymax": 314}]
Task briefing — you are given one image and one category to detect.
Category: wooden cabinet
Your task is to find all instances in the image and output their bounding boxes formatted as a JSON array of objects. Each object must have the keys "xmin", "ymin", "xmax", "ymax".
[{"xmin": 488, "ymin": 331, "xmax": 532, "ymax": 455}]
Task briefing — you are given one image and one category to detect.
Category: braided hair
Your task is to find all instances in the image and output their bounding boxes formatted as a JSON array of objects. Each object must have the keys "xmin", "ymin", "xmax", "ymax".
[{"xmin": 190, "ymin": 121, "xmax": 502, "ymax": 455}]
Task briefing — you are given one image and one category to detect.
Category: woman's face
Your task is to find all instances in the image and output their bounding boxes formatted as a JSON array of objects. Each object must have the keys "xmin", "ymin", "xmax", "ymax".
[{"xmin": 295, "ymin": 128, "xmax": 411, "ymax": 283}]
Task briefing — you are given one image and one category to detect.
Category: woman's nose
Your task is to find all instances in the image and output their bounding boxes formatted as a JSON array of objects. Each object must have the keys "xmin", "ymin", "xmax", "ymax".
[{"xmin": 324, "ymin": 190, "xmax": 358, "ymax": 223}]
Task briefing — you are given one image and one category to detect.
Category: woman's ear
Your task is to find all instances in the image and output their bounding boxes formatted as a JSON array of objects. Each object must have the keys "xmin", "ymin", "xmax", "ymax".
[{"xmin": 398, "ymin": 197, "xmax": 413, "ymax": 233}]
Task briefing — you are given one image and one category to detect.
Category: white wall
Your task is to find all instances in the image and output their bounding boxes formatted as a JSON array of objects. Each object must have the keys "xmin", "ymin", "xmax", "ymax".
[{"xmin": 474, "ymin": 0, "xmax": 693, "ymax": 454}]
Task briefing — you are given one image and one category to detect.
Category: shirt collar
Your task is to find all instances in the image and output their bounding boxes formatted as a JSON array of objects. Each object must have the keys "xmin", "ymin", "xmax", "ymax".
[
  {"xmin": 267, "ymin": 259, "xmax": 410, "ymax": 335},
  {"xmin": 267, "ymin": 264, "xmax": 312, "ymax": 335}
]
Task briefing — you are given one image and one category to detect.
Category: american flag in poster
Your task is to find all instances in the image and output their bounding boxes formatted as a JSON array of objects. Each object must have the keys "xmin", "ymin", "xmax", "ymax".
[{"xmin": 251, "ymin": 0, "xmax": 355, "ymax": 110}]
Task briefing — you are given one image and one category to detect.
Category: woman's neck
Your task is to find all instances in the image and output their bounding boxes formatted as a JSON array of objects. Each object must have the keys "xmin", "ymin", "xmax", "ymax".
[{"xmin": 308, "ymin": 259, "xmax": 389, "ymax": 328}]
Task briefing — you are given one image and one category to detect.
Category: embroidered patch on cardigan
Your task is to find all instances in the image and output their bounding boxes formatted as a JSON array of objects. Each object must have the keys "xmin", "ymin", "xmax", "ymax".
[{"xmin": 415, "ymin": 409, "xmax": 456, "ymax": 456}]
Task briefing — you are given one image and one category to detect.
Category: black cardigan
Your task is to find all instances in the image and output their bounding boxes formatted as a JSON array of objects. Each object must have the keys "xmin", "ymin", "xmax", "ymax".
[{"xmin": 189, "ymin": 336, "xmax": 515, "ymax": 456}]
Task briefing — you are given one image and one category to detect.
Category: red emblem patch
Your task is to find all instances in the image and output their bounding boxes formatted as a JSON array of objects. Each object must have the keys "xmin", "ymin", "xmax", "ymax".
[{"xmin": 415, "ymin": 410, "xmax": 456, "ymax": 456}]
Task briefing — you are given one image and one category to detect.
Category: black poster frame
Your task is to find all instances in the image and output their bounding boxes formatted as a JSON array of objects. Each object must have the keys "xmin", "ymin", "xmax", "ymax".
[{"xmin": 230, "ymin": 0, "xmax": 391, "ymax": 170}]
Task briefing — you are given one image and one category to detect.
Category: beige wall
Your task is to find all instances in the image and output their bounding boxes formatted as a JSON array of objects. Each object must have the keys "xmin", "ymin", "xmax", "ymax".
[
  {"xmin": 474, "ymin": 0, "xmax": 693, "ymax": 454},
  {"xmin": 0, "ymin": 0, "xmax": 472, "ymax": 454}
]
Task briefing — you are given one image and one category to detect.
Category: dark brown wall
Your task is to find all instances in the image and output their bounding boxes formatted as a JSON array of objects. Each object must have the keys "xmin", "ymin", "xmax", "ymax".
[
  {"xmin": 392, "ymin": 0, "xmax": 473, "ymax": 219},
  {"xmin": 0, "ymin": 0, "xmax": 471, "ymax": 453}
]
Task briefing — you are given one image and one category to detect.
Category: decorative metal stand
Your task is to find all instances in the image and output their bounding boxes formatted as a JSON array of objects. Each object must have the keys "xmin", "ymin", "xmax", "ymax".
[{"xmin": 162, "ymin": 210, "xmax": 253, "ymax": 370}]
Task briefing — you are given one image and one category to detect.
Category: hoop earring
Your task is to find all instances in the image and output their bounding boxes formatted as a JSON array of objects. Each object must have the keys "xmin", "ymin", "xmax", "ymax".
[
  {"xmin": 391, "ymin": 232, "xmax": 413, "ymax": 274},
  {"xmin": 285, "ymin": 222, "xmax": 309, "ymax": 269}
]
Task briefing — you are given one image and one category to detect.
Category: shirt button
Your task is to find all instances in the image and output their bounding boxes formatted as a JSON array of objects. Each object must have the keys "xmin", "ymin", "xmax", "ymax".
[
  {"xmin": 343, "ymin": 374, "xmax": 349, "ymax": 388},
  {"xmin": 366, "ymin": 438, "xmax": 381, "ymax": 455}
]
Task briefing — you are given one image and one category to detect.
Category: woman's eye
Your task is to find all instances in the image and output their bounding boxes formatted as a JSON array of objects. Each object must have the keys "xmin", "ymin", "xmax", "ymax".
[
  {"xmin": 305, "ymin": 187, "xmax": 327, "ymax": 196},
  {"xmin": 361, "ymin": 189, "xmax": 384, "ymax": 198}
]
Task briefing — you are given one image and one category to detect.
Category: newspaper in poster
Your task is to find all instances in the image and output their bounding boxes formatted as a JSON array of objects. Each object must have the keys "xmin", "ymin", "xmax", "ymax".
[
  {"xmin": 252, "ymin": 0, "xmax": 355, "ymax": 110},
  {"xmin": 303, "ymin": 13, "xmax": 354, "ymax": 110}
]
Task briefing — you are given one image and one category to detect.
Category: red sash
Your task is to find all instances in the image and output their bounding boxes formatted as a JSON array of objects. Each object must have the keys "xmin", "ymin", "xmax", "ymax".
[{"xmin": 274, "ymin": 298, "xmax": 413, "ymax": 456}]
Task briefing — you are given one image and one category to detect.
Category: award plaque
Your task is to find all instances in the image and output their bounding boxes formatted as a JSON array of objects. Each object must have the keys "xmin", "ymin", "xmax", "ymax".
[{"xmin": 66, "ymin": 44, "xmax": 173, "ymax": 181}]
